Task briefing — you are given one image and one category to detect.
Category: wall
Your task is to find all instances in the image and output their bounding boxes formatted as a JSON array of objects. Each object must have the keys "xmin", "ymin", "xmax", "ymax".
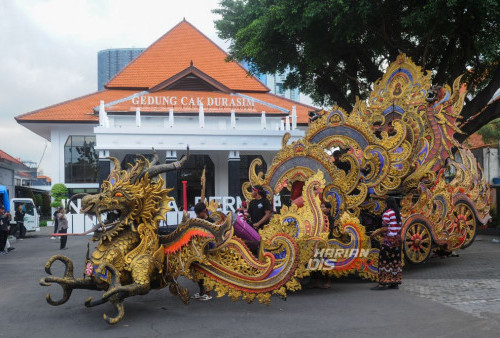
[
  {"xmin": 483, "ymin": 147, "xmax": 499, "ymax": 183},
  {"xmin": 0, "ymin": 167, "xmax": 14, "ymax": 199}
]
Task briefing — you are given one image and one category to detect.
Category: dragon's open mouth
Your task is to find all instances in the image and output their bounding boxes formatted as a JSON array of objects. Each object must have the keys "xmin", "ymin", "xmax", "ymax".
[{"xmin": 96, "ymin": 209, "xmax": 123, "ymax": 232}]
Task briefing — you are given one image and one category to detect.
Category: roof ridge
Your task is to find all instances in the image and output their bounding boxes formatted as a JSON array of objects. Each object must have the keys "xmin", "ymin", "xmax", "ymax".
[
  {"xmin": 0, "ymin": 149, "xmax": 26, "ymax": 166},
  {"xmin": 178, "ymin": 21, "xmax": 270, "ymax": 92},
  {"xmin": 105, "ymin": 20, "xmax": 269, "ymax": 92},
  {"xmin": 104, "ymin": 20, "xmax": 187, "ymax": 89}
]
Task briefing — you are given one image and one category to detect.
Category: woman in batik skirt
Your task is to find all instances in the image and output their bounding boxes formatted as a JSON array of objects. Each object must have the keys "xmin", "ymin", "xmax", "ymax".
[{"xmin": 370, "ymin": 197, "xmax": 402, "ymax": 290}]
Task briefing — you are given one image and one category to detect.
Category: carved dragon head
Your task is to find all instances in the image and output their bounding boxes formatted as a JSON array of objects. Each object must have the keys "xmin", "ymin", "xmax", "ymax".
[{"xmin": 80, "ymin": 148, "xmax": 189, "ymax": 242}]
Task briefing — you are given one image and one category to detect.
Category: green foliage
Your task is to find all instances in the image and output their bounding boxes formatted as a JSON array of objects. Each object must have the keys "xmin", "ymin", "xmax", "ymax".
[
  {"xmin": 50, "ymin": 183, "xmax": 68, "ymax": 208},
  {"xmin": 476, "ymin": 118, "xmax": 500, "ymax": 145},
  {"xmin": 40, "ymin": 220, "xmax": 48, "ymax": 227},
  {"xmin": 214, "ymin": 0, "xmax": 500, "ymax": 111},
  {"xmin": 33, "ymin": 194, "xmax": 43, "ymax": 207}
]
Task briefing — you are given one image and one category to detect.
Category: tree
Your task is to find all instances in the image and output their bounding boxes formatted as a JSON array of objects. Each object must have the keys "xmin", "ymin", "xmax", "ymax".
[
  {"xmin": 214, "ymin": 0, "xmax": 500, "ymax": 140},
  {"xmin": 34, "ymin": 193, "xmax": 43, "ymax": 207},
  {"xmin": 476, "ymin": 118, "xmax": 500, "ymax": 145},
  {"xmin": 50, "ymin": 183, "xmax": 68, "ymax": 208}
]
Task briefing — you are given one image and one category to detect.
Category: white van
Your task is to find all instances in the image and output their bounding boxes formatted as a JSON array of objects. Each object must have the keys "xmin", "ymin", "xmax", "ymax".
[{"xmin": 10, "ymin": 198, "xmax": 40, "ymax": 232}]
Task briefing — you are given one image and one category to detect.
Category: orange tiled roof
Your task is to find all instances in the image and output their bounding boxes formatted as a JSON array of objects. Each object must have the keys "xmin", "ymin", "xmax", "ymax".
[
  {"xmin": 0, "ymin": 149, "xmax": 25, "ymax": 166},
  {"xmin": 37, "ymin": 175, "xmax": 52, "ymax": 182},
  {"xmin": 106, "ymin": 20, "xmax": 269, "ymax": 92},
  {"xmin": 16, "ymin": 90, "xmax": 137, "ymax": 122}
]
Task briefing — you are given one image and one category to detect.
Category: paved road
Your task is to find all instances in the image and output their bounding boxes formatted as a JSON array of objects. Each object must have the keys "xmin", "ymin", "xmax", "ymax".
[{"xmin": 1, "ymin": 227, "xmax": 500, "ymax": 338}]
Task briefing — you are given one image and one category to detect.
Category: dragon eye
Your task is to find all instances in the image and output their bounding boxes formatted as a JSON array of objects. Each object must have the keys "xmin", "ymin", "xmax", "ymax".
[{"xmin": 115, "ymin": 192, "xmax": 123, "ymax": 197}]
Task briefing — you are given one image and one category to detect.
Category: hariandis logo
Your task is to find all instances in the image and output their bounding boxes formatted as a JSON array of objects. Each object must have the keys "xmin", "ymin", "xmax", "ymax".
[{"xmin": 306, "ymin": 248, "xmax": 371, "ymax": 271}]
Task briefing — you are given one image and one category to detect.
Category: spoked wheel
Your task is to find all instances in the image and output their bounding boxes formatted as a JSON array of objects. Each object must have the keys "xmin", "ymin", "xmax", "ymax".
[
  {"xmin": 454, "ymin": 201, "xmax": 477, "ymax": 249},
  {"xmin": 403, "ymin": 220, "xmax": 433, "ymax": 264}
]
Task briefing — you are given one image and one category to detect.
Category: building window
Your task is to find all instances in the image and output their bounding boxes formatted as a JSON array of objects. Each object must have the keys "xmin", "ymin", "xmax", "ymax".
[
  {"xmin": 177, "ymin": 155, "xmax": 215, "ymax": 209},
  {"xmin": 239, "ymin": 155, "xmax": 267, "ymax": 197},
  {"xmin": 67, "ymin": 188, "xmax": 99, "ymax": 196},
  {"xmin": 276, "ymin": 83, "xmax": 285, "ymax": 95},
  {"xmin": 64, "ymin": 136, "xmax": 98, "ymax": 183}
]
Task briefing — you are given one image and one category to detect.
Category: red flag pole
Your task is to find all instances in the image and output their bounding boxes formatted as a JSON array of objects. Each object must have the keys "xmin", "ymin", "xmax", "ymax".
[{"xmin": 182, "ymin": 180, "xmax": 188, "ymax": 211}]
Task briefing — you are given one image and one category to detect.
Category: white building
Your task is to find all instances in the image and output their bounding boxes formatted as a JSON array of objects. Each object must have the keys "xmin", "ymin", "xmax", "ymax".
[{"xmin": 15, "ymin": 20, "xmax": 317, "ymax": 228}]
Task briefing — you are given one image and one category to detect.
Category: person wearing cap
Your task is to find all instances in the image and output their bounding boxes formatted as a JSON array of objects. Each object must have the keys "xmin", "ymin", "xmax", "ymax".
[{"xmin": 248, "ymin": 185, "xmax": 272, "ymax": 230}]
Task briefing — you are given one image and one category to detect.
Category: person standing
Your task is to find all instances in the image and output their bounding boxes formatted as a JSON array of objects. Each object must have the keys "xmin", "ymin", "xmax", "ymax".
[
  {"xmin": 51, "ymin": 207, "xmax": 60, "ymax": 240},
  {"xmin": 370, "ymin": 197, "xmax": 403, "ymax": 290},
  {"xmin": 14, "ymin": 205, "xmax": 26, "ymax": 239},
  {"xmin": 248, "ymin": 185, "xmax": 272, "ymax": 230},
  {"xmin": 0, "ymin": 206, "xmax": 11, "ymax": 255},
  {"xmin": 190, "ymin": 202, "xmax": 214, "ymax": 301},
  {"xmin": 58, "ymin": 208, "xmax": 68, "ymax": 250}
]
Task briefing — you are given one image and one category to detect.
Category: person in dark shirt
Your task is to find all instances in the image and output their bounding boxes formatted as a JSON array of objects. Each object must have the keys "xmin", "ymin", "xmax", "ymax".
[
  {"xmin": 51, "ymin": 207, "xmax": 61, "ymax": 240},
  {"xmin": 248, "ymin": 186, "xmax": 272, "ymax": 230},
  {"xmin": 0, "ymin": 205, "xmax": 12, "ymax": 254},
  {"xmin": 194, "ymin": 202, "xmax": 214, "ymax": 223},
  {"xmin": 14, "ymin": 205, "xmax": 26, "ymax": 239}
]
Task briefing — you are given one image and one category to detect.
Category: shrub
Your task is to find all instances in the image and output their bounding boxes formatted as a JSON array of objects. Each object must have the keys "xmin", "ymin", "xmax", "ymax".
[{"xmin": 50, "ymin": 183, "xmax": 68, "ymax": 208}]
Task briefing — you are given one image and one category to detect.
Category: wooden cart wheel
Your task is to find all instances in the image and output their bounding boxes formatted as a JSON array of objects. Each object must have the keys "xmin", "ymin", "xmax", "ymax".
[
  {"xmin": 403, "ymin": 220, "xmax": 432, "ymax": 264},
  {"xmin": 454, "ymin": 201, "xmax": 477, "ymax": 249}
]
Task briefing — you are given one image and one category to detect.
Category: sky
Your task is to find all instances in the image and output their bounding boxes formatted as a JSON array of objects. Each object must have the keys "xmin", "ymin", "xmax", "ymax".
[{"xmin": 0, "ymin": 0, "xmax": 238, "ymax": 176}]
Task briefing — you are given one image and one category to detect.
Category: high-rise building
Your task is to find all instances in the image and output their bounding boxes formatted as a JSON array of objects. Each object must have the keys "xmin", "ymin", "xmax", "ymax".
[
  {"xmin": 97, "ymin": 48, "xmax": 145, "ymax": 90},
  {"xmin": 240, "ymin": 61, "xmax": 301, "ymax": 102}
]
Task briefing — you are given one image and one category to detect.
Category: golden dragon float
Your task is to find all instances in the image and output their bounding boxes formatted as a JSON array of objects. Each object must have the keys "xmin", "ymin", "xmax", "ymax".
[{"xmin": 40, "ymin": 54, "xmax": 490, "ymax": 324}]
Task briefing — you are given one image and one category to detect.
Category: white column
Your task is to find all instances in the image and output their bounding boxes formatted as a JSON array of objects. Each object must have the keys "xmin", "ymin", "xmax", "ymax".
[
  {"xmin": 231, "ymin": 110, "xmax": 236, "ymax": 129},
  {"xmin": 291, "ymin": 105, "xmax": 297, "ymax": 129},
  {"xmin": 199, "ymin": 103, "xmax": 205, "ymax": 128},
  {"xmin": 285, "ymin": 116, "xmax": 291, "ymax": 131},
  {"xmin": 50, "ymin": 129, "xmax": 61, "ymax": 184},
  {"xmin": 99, "ymin": 100, "xmax": 108, "ymax": 127},
  {"xmin": 261, "ymin": 111, "xmax": 267, "ymax": 129},
  {"xmin": 98, "ymin": 150, "xmax": 110, "ymax": 159},
  {"xmin": 135, "ymin": 108, "xmax": 141, "ymax": 127},
  {"xmin": 212, "ymin": 152, "xmax": 228, "ymax": 196},
  {"xmin": 280, "ymin": 119, "xmax": 285, "ymax": 130},
  {"xmin": 168, "ymin": 108, "xmax": 174, "ymax": 128}
]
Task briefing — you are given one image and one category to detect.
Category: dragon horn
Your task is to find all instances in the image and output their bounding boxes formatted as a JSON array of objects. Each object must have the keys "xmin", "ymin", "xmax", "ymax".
[
  {"xmin": 66, "ymin": 193, "xmax": 88, "ymax": 211},
  {"xmin": 138, "ymin": 146, "xmax": 190, "ymax": 180},
  {"xmin": 108, "ymin": 157, "xmax": 121, "ymax": 171}
]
